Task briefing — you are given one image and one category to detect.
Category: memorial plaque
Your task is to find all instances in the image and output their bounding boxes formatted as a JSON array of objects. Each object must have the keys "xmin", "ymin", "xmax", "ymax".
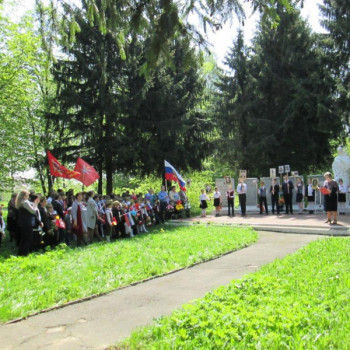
[
  {"xmin": 243, "ymin": 178, "xmax": 258, "ymax": 211},
  {"xmin": 270, "ymin": 168, "xmax": 276, "ymax": 178},
  {"xmin": 239, "ymin": 170, "xmax": 247, "ymax": 179}
]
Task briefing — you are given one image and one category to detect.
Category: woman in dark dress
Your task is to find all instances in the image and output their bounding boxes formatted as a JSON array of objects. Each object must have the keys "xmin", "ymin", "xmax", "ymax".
[
  {"xmin": 322, "ymin": 172, "xmax": 339, "ymax": 224},
  {"xmin": 16, "ymin": 191, "xmax": 41, "ymax": 256},
  {"xmin": 7, "ymin": 193, "xmax": 18, "ymax": 245}
]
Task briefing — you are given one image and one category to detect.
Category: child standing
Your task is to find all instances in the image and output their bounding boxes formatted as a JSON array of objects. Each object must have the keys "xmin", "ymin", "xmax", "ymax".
[
  {"xmin": 199, "ymin": 189, "xmax": 209, "ymax": 217},
  {"xmin": 306, "ymin": 178, "xmax": 315, "ymax": 214},
  {"xmin": 338, "ymin": 178, "xmax": 346, "ymax": 215},
  {"xmin": 296, "ymin": 178, "xmax": 304, "ymax": 214},
  {"xmin": 213, "ymin": 187, "xmax": 222, "ymax": 217},
  {"xmin": 258, "ymin": 181, "xmax": 268, "ymax": 214},
  {"xmin": 226, "ymin": 186, "xmax": 235, "ymax": 217}
]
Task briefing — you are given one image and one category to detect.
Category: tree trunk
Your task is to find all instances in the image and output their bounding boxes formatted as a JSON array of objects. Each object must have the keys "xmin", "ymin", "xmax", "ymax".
[
  {"xmin": 105, "ymin": 152, "xmax": 113, "ymax": 194},
  {"xmin": 98, "ymin": 157, "xmax": 103, "ymax": 194}
]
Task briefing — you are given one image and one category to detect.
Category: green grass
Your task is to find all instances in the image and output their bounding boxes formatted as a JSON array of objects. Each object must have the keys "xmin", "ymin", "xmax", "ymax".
[
  {"xmin": 117, "ymin": 238, "xmax": 350, "ymax": 350},
  {"xmin": 0, "ymin": 225, "xmax": 257, "ymax": 322}
]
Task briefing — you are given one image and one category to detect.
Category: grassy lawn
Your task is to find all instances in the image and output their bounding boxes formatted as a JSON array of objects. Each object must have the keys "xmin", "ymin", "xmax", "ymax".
[
  {"xmin": 0, "ymin": 225, "xmax": 257, "ymax": 322},
  {"xmin": 117, "ymin": 238, "xmax": 350, "ymax": 350}
]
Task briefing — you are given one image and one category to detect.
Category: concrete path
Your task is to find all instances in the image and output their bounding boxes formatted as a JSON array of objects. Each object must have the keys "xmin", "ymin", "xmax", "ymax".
[
  {"xmin": 182, "ymin": 212, "xmax": 350, "ymax": 235},
  {"xmin": 0, "ymin": 231, "xmax": 321, "ymax": 350}
]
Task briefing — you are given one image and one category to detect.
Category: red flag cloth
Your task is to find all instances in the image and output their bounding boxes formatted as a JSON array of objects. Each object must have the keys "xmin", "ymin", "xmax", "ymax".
[
  {"xmin": 47, "ymin": 151, "xmax": 81, "ymax": 179},
  {"xmin": 74, "ymin": 157, "xmax": 100, "ymax": 187}
]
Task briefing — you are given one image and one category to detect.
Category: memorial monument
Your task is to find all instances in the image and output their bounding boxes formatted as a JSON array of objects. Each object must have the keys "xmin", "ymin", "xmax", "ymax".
[{"xmin": 332, "ymin": 146, "xmax": 350, "ymax": 190}]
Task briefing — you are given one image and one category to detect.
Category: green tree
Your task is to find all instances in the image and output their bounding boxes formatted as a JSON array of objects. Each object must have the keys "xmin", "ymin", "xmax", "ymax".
[
  {"xmin": 215, "ymin": 4, "xmax": 342, "ymax": 176},
  {"xmin": 214, "ymin": 29, "xmax": 251, "ymax": 170},
  {"xmin": 319, "ymin": 0, "xmax": 350, "ymax": 128},
  {"xmin": 51, "ymin": 1, "xmax": 212, "ymax": 193},
  {"xmin": 247, "ymin": 4, "xmax": 341, "ymax": 175},
  {"xmin": 123, "ymin": 37, "xmax": 213, "ymax": 176},
  {"xmin": 0, "ymin": 11, "xmax": 45, "ymax": 191}
]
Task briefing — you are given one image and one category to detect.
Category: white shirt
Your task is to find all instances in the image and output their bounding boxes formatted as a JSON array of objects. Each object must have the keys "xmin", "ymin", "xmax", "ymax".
[
  {"xmin": 213, "ymin": 192, "xmax": 221, "ymax": 199},
  {"xmin": 339, "ymin": 184, "xmax": 346, "ymax": 194},
  {"xmin": 307, "ymin": 184, "xmax": 314, "ymax": 196},
  {"xmin": 200, "ymin": 193, "xmax": 209, "ymax": 201},
  {"xmin": 237, "ymin": 183, "xmax": 247, "ymax": 194}
]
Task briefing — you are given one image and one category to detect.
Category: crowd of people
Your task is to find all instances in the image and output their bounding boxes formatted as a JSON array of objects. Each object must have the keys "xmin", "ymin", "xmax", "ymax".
[
  {"xmin": 0, "ymin": 171, "xmax": 346, "ymax": 254},
  {"xmin": 0, "ymin": 185, "xmax": 190, "ymax": 255},
  {"xmin": 204, "ymin": 172, "xmax": 345, "ymax": 224}
]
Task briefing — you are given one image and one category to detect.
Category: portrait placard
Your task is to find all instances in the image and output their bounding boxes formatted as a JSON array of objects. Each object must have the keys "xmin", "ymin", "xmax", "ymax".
[
  {"xmin": 224, "ymin": 176, "xmax": 231, "ymax": 184},
  {"xmin": 284, "ymin": 164, "xmax": 290, "ymax": 173},
  {"xmin": 270, "ymin": 168, "xmax": 276, "ymax": 178},
  {"xmin": 291, "ymin": 171, "xmax": 299, "ymax": 176},
  {"xmin": 239, "ymin": 170, "xmax": 247, "ymax": 179},
  {"xmin": 278, "ymin": 165, "xmax": 284, "ymax": 174},
  {"xmin": 312, "ymin": 178, "xmax": 319, "ymax": 189}
]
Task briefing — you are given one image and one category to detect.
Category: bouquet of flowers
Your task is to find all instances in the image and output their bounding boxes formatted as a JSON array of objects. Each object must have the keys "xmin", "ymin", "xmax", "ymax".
[{"xmin": 175, "ymin": 201, "xmax": 184, "ymax": 211}]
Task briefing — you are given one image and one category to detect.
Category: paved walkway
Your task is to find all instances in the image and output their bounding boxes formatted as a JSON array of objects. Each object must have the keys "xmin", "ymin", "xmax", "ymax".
[
  {"xmin": 1, "ymin": 230, "xmax": 322, "ymax": 350},
  {"xmin": 180, "ymin": 212, "xmax": 350, "ymax": 235}
]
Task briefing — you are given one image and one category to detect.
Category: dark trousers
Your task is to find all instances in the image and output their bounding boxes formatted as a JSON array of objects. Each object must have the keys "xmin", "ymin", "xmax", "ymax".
[
  {"xmin": 159, "ymin": 202, "xmax": 167, "ymax": 223},
  {"xmin": 18, "ymin": 226, "xmax": 34, "ymax": 256},
  {"xmin": 259, "ymin": 197, "xmax": 268, "ymax": 214},
  {"xmin": 58, "ymin": 228, "xmax": 65, "ymax": 244},
  {"xmin": 284, "ymin": 193, "xmax": 293, "ymax": 214},
  {"xmin": 227, "ymin": 199, "xmax": 234, "ymax": 216},
  {"xmin": 271, "ymin": 195, "xmax": 280, "ymax": 214},
  {"xmin": 239, "ymin": 194, "xmax": 246, "ymax": 215}
]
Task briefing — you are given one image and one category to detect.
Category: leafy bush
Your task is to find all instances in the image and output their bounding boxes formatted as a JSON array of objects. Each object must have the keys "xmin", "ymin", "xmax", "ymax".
[
  {"xmin": 118, "ymin": 238, "xmax": 350, "ymax": 349},
  {"xmin": 0, "ymin": 225, "xmax": 257, "ymax": 322}
]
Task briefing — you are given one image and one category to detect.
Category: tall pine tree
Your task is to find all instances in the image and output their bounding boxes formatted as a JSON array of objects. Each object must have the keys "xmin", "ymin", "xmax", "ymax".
[
  {"xmin": 215, "ymin": 29, "xmax": 251, "ymax": 169},
  {"xmin": 218, "ymin": 4, "xmax": 342, "ymax": 175},
  {"xmin": 319, "ymin": 0, "xmax": 350, "ymax": 128}
]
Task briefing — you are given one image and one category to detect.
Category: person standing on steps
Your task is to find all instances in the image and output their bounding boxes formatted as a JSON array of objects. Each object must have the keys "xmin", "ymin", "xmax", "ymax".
[
  {"xmin": 322, "ymin": 172, "xmax": 339, "ymax": 225},
  {"xmin": 270, "ymin": 178, "xmax": 280, "ymax": 215},
  {"xmin": 226, "ymin": 185, "xmax": 235, "ymax": 217},
  {"xmin": 237, "ymin": 178, "xmax": 247, "ymax": 216},
  {"xmin": 258, "ymin": 181, "xmax": 268, "ymax": 214},
  {"xmin": 295, "ymin": 177, "xmax": 304, "ymax": 214},
  {"xmin": 199, "ymin": 189, "xmax": 209, "ymax": 217},
  {"xmin": 338, "ymin": 178, "xmax": 346, "ymax": 215},
  {"xmin": 306, "ymin": 178, "xmax": 315, "ymax": 214},
  {"xmin": 213, "ymin": 187, "xmax": 222, "ymax": 217},
  {"xmin": 282, "ymin": 175, "xmax": 294, "ymax": 214}
]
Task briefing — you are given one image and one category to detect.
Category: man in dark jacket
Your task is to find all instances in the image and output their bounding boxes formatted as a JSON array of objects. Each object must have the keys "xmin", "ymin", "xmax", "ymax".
[{"xmin": 282, "ymin": 175, "xmax": 294, "ymax": 214}]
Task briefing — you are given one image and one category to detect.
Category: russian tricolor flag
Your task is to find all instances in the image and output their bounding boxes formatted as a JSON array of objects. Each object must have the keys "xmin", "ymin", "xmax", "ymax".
[{"xmin": 164, "ymin": 160, "xmax": 187, "ymax": 191}]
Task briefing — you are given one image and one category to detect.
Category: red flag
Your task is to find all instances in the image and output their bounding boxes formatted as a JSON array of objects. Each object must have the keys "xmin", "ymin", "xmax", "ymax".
[
  {"xmin": 74, "ymin": 158, "xmax": 100, "ymax": 187},
  {"xmin": 47, "ymin": 151, "xmax": 81, "ymax": 179}
]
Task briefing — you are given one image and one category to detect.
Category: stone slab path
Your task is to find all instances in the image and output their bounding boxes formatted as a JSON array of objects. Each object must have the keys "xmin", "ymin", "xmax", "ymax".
[{"xmin": 0, "ymin": 230, "xmax": 322, "ymax": 350}]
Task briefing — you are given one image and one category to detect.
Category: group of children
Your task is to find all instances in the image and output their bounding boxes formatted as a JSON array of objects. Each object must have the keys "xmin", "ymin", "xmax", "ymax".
[{"xmin": 1, "ymin": 186, "xmax": 190, "ymax": 255}]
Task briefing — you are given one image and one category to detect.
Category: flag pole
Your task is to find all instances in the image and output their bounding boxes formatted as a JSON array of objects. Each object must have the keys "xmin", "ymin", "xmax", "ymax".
[{"xmin": 164, "ymin": 160, "xmax": 168, "ymax": 192}]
